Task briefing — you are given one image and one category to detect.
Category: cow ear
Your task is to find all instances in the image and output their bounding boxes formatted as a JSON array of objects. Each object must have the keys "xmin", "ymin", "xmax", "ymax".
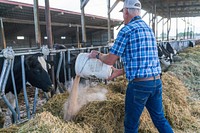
[
  {"xmin": 45, "ymin": 60, "xmax": 54, "ymax": 66},
  {"xmin": 25, "ymin": 55, "xmax": 36, "ymax": 70},
  {"xmin": 25, "ymin": 58, "xmax": 31, "ymax": 70}
]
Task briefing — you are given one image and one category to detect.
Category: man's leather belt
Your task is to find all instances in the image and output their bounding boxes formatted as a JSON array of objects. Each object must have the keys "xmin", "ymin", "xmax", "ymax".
[{"xmin": 133, "ymin": 75, "xmax": 160, "ymax": 82}]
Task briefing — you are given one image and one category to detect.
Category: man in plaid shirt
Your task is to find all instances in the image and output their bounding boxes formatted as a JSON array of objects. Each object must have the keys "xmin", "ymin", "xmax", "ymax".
[{"xmin": 89, "ymin": 0, "xmax": 173, "ymax": 132}]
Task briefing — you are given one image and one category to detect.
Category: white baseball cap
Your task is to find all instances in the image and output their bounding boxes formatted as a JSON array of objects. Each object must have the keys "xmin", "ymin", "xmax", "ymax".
[{"xmin": 120, "ymin": 0, "xmax": 141, "ymax": 12}]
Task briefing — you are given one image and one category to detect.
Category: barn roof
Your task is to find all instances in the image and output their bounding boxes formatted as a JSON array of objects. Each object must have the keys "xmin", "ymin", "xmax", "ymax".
[
  {"xmin": 121, "ymin": 0, "xmax": 200, "ymax": 18},
  {"xmin": 0, "ymin": 0, "xmax": 122, "ymax": 37}
]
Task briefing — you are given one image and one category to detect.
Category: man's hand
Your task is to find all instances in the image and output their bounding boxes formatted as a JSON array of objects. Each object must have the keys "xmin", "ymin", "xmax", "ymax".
[
  {"xmin": 108, "ymin": 67, "xmax": 124, "ymax": 80},
  {"xmin": 88, "ymin": 50, "xmax": 99, "ymax": 58}
]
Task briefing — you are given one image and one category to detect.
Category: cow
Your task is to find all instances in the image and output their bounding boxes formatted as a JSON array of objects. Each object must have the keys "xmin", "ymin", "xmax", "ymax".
[
  {"xmin": 47, "ymin": 44, "xmax": 77, "ymax": 94},
  {"xmin": 0, "ymin": 53, "xmax": 53, "ymax": 127},
  {"xmin": 157, "ymin": 45, "xmax": 171, "ymax": 68}
]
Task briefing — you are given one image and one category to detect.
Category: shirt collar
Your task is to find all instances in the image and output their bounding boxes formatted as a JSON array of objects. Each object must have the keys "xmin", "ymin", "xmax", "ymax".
[{"xmin": 130, "ymin": 16, "xmax": 141, "ymax": 23}]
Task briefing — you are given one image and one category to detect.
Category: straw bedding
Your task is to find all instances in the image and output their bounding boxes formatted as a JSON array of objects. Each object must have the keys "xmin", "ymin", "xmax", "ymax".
[{"xmin": 0, "ymin": 45, "xmax": 200, "ymax": 133}]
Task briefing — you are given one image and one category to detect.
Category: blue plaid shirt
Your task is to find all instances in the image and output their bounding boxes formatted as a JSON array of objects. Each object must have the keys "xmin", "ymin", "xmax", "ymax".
[{"xmin": 110, "ymin": 16, "xmax": 161, "ymax": 81}]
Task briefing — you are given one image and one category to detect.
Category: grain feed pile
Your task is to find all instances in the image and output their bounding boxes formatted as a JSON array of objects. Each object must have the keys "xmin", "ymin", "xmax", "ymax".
[{"xmin": 168, "ymin": 45, "xmax": 200, "ymax": 100}]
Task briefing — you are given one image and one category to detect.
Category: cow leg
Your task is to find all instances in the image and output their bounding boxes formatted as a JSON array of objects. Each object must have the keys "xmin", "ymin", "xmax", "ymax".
[{"xmin": 3, "ymin": 92, "xmax": 16, "ymax": 127}]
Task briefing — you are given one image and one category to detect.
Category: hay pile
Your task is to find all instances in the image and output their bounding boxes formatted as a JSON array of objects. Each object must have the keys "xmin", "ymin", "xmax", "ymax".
[
  {"xmin": 168, "ymin": 45, "xmax": 200, "ymax": 100},
  {"xmin": 1, "ymin": 45, "xmax": 200, "ymax": 133},
  {"xmin": 38, "ymin": 92, "xmax": 69, "ymax": 119},
  {"xmin": 162, "ymin": 72, "xmax": 200, "ymax": 131},
  {"xmin": 18, "ymin": 111, "xmax": 92, "ymax": 133}
]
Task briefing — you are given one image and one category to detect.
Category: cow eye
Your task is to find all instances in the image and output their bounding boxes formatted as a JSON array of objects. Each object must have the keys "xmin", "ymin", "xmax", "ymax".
[{"xmin": 35, "ymin": 69, "xmax": 41, "ymax": 73}]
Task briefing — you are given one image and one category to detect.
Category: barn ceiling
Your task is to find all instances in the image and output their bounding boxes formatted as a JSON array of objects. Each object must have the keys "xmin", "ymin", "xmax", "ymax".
[
  {"xmin": 0, "ymin": 0, "xmax": 121, "ymax": 37},
  {"xmin": 121, "ymin": 0, "xmax": 200, "ymax": 18}
]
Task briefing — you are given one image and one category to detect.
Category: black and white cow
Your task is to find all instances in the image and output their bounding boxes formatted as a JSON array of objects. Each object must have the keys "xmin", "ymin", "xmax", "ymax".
[
  {"xmin": 47, "ymin": 44, "xmax": 77, "ymax": 94},
  {"xmin": 0, "ymin": 54, "xmax": 53, "ymax": 126},
  {"xmin": 0, "ymin": 54, "xmax": 53, "ymax": 95}
]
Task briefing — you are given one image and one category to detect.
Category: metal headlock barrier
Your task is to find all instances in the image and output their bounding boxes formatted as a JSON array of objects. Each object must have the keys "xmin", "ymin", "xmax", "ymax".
[
  {"xmin": 0, "ymin": 39, "xmax": 197, "ymax": 125},
  {"xmin": 0, "ymin": 45, "xmax": 118, "ymax": 125},
  {"xmin": 0, "ymin": 46, "xmax": 50, "ymax": 124},
  {"xmin": 157, "ymin": 39, "xmax": 196, "ymax": 52}
]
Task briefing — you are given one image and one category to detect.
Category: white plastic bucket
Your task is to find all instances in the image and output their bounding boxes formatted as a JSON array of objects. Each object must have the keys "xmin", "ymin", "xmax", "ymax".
[{"xmin": 75, "ymin": 53, "xmax": 112, "ymax": 79}]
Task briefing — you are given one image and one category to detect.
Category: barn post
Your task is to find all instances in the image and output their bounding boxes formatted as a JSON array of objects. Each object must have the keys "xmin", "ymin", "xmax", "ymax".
[
  {"xmin": 76, "ymin": 26, "xmax": 80, "ymax": 48},
  {"xmin": 162, "ymin": 18, "xmax": 164, "ymax": 41},
  {"xmin": 45, "ymin": 0, "xmax": 56, "ymax": 94},
  {"xmin": 152, "ymin": 2, "xmax": 156, "ymax": 34},
  {"xmin": 80, "ymin": 0, "xmax": 89, "ymax": 47},
  {"xmin": 0, "ymin": 18, "xmax": 6, "ymax": 49},
  {"xmin": 107, "ymin": 0, "xmax": 111, "ymax": 43},
  {"xmin": 176, "ymin": 17, "xmax": 178, "ymax": 40},
  {"xmin": 107, "ymin": 0, "xmax": 120, "ymax": 44},
  {"xmin": 33, "ymin": 0, "xmax": 41, "ymax": 47}
]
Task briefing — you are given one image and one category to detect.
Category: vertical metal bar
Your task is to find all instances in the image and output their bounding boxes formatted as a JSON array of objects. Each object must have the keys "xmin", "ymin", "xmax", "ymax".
[
  {"xmin": 152, "ymin": 3, "xmax": 156, "ymax": 34},
  {"xmin": 21, "ymin": 55, "xmax": 30, "ymax": 119},
  {"xmin": 184, "ymin": 17, "xmax": 186, "ymax": 39},
  {"xmin": 1, "ymin": 59, "xmax": 18, "ymax": 123},
  {"xmin": 56, "ymin": 52, "xmax": 63, "ymax": 89},
  {"xmin": 32, "ymin": 87, "xmax": 38, "ymax": 115},
  {"xmin": 176, "ymin": 18, "xmax": 178, "ymax": 40},
  {"xmin": 156, "ymin": 17, "xmax": 158, "ymax": 40},
  {"xmin": 76, "ymin": 26, "xmax": 80, "ymax": 48},
  {"xmin": 63, "ymin": 52, "xmax": 67, "ymax": 88},
  {"xmin": 67, "ymin": 49, "xmax": 71, "ymax": 81},
  {"xmin": 162, "ymin": 18, "xmax": 164, "ymax": 41},
  {"xmin": 33, "ymin": 0, "xmax": 41, "ymax": 47},
  {"xmin": 45, "ymin": 0, "xmax": 55, "ymax": 94},
  {"xmin": 0, "ymin": 18, "xmax": 6, "ymax": 48},
  {"xmin": 10, "ymin": 57, "xmax": 21, "ymax": 121},
  {"xmin": 107, "ymin": 0, "xmax": 111, "ymax": 43},
  {"xmin": 187, "ymin": 17, "xmax": 189, "ymax": 39},
  {"xmin": 149, "ymin": 13, "xmax": 151, "ymax": 27},
  {"xmin": 80, "ymin": 0, "xmax": 87, "ymax": 47}
]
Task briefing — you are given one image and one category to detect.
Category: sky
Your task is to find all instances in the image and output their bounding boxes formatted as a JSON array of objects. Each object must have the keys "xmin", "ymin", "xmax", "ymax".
[{"xmin": 10, "ymin": 0, "xmax": 200, "ymax": 39}]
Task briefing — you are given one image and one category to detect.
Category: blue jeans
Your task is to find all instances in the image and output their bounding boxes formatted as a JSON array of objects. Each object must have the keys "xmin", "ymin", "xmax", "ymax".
[{"xmin": 124, "ymin": 78, "xmax": 174, "ymax": 133}]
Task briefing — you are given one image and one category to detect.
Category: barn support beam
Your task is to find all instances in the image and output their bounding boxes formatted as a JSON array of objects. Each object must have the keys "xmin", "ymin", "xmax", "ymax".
[
  {"xmin": 0, "ymin": 18, "xmax": 6, "ymax": 49},
  {"xmin": 45, "ymin": 0, "xmax": 55, "ymax": 95},
  {"xmin": 2, "ymin": 18, "xmax": 113, "ymax": 30},
  {"xmin": 176, "ymin": 18, "xmax": 178, "ymax": 40},
  {"xmin": 33, "ymin": 0, "xmax": 41, "ymax": 47},
  {"xmin": 152, "ymin": 3, "xmax": 156, "ymax": 34},
  {"xmin": 107, "ymin": 0, "xmax": 111, "ymax": 43},
  {"xmin": 76, "ymin": 26, "xmax": 80, "ymax": 48},
  {"xmin": 80, "ymin": 0, "xmax": 88, "ymax": 47}
]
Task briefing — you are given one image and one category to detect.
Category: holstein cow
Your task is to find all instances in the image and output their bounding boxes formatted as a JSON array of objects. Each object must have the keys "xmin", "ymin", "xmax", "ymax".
[
  {"xmin": 157, "ymin": 44, "xmax": 171, "ymax": 67},
  {"xmin": 0, "ymin": 54, "xmax": 53, "ymax": 126},
  {"xmin": 47, "ymin": 44, "xmax": 77, "ymax": 94}
]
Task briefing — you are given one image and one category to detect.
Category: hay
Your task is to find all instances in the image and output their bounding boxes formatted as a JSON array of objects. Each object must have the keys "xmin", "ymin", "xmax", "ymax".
[
  {"xmin": 74, "ymin": 99, "xmax": 124, "ymax": 133},
  {"xmin": 2, "ymin": 45, "xmax": 200, "ymax": 133},
  {"xmin": 168, "ymin": 46, "xmax": 200, "ymax": 100},
  {"xmin": 107, "ymin": 76, "xmax": 127, "ymax": 94},
  {"xmin": 0, "ymin": 125, "xmax": 19, "ymax": 133},
  {"xmin": 38, "ymin": 92, "xmax": 69, "ymax": 119},
  {"xmin": 162, "ymin": 72, "xmax": 200, "ymax": 131},
  {"xmin": 18, "ymin": 111, "xmax": 92, "ymax": 133},
  {"xmin": 0, "ymin": 113, "xmax": 4, "ymax": 128}
]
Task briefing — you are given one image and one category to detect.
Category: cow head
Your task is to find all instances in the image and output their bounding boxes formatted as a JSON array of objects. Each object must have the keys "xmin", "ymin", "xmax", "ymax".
[{"xmin": 25, "ymin": 55, "xmax": 53, "ymax": 92}]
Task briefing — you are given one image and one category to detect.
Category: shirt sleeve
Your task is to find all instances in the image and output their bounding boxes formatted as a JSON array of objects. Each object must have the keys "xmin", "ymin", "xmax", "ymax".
[{"xmin": 110, "ymin": 29, "xmax": 128, "ymax": 57}]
